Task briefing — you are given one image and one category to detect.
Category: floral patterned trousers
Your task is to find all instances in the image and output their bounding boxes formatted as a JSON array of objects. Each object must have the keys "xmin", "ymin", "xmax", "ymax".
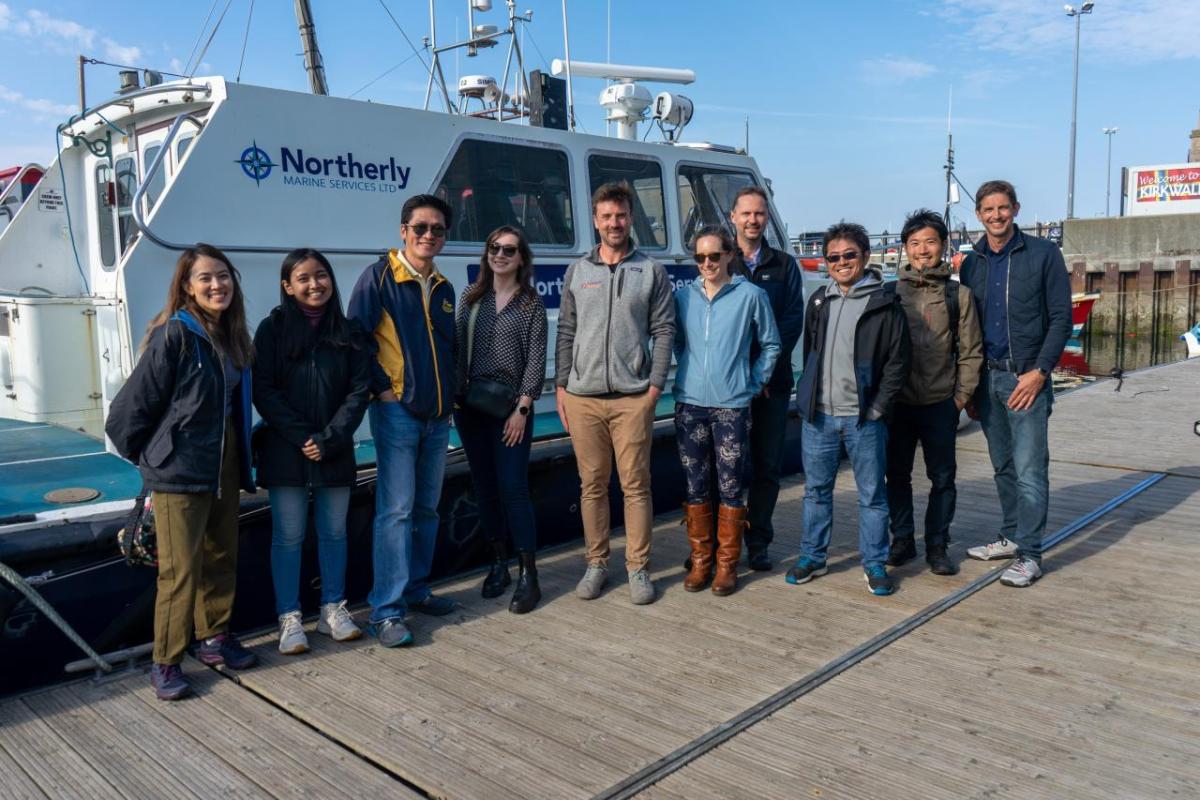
[{"xmin": 673, "ymin": 403, "xmax": 752, "ymax": 507}]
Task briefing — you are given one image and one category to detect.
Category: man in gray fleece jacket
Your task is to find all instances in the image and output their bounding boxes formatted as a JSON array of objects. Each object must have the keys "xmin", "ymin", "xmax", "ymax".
[{"xmin": 555, "ymin": 181, "xmax": 676, "ymax": 605}]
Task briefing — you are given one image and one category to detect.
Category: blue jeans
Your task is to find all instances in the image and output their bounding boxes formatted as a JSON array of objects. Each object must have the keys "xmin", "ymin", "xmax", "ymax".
[
  {"xmin": 269, "ymin": 486, "xmax": 351, "ymax": 615},
  {"xmin": 367, "ymin": 400, "xmax": 450, "ymax": 623},
  {"xmin": 800, "ymin": 413, "xmax": 889, "ymax": 568},
  {"xmin": 454, "ymin": 406, "xmax": 537, "ymax": 552},
  {"xmin": 976, "ymin": 368, "xmax": 1052, "ymax": 563}
]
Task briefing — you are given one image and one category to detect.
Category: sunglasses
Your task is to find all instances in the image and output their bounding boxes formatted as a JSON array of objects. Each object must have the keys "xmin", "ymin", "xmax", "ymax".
[
  {"xmin": 488, "ymin": 243, "xmax": 519, "ymax": 257},
  {"xmin": 406, "ymin": 223, "xmax": 447, "ymax": 239},
  {"xmin": 825, "ymin": 250, "xmax": 861, "ymax": 264},
  {"xmin": 694, "ymin": 252, "xmax": 725, "ymax": 265}
]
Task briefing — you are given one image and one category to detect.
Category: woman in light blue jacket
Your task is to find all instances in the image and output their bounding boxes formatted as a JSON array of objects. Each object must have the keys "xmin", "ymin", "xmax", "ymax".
[{"xmin": 674, "ymin": 225, "xmax": 780, "ymax": 596}]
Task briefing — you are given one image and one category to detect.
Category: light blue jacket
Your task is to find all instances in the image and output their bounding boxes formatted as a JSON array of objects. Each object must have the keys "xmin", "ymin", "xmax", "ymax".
[{"xmin": 673, "ymin": 275, "xmax": 781, "ymax": 408}]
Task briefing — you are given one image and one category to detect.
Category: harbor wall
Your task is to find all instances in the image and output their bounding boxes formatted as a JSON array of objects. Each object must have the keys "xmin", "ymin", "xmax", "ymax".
[{"xmin": 1063, "ymin": 213, "xmax": 1200, "ymax": 335}]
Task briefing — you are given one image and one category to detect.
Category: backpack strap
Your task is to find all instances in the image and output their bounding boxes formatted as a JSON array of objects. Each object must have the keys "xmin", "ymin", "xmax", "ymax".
[{"xmin": 945, "ymin": 280, "xmax": 960, "ymax": 359}]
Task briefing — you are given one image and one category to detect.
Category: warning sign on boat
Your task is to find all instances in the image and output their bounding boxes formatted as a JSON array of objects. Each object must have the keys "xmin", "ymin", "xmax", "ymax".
[{"xmin": 37, "ymin": 188, "xmax": 64, "ymax": 212}]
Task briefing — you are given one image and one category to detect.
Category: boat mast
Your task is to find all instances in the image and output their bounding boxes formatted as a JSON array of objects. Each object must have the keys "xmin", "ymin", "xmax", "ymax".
[
  {"xmin": 294, "ymin": 0, "xmax": 329, "ymax": 95},
  {"xmin": 943, "ymin": 86, "xmax": 953, "ymax": 229}
]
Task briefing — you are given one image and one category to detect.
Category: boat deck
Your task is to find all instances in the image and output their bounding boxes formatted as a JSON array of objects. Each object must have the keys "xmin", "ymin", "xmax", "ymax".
[{"xmin": 2, "ymin": 361, "xmax": 1197, "ymax": 799}]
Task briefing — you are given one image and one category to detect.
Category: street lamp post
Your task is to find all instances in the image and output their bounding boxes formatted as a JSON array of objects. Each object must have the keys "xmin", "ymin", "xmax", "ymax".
[
  {"xmin": 1103, "ymin": 126, "xmax": 1119, "ymax": 217},
  {"xmin": 1065, "ymin": 1, "xmax": 1095, "ymax": 220}
]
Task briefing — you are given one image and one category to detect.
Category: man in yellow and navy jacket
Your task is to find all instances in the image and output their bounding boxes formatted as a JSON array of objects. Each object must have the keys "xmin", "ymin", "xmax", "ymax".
[{"xmin": 348, "ymin": 194, "xmax": 457, "ymax": 648}]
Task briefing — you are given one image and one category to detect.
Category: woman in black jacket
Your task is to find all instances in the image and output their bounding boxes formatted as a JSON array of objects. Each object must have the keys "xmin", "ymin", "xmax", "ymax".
[
  {"xmin": 253, "ymin": 249, "xmax": 371, "ymax": 655},
  {"xmin": 106, "ymin": 243, "xmax": 258, "ymax": 701}
]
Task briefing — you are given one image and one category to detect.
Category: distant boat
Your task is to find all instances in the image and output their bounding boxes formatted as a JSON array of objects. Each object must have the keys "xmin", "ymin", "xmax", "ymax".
[{"xmin": 1071, "ymin": 292, "xmax": 1101, "ymax": 338}]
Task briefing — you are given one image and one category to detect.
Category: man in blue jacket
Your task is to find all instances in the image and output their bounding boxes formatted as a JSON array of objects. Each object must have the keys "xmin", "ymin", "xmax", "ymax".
[{"xmin": 959, "ymin": 180, "xmax": 1072, "ymax": 587}]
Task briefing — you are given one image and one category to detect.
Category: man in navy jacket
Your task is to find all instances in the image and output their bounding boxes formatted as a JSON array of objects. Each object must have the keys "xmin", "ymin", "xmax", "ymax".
[{"xmin": 959, "ymin": 180, "xmax": 1072, "ymax": 587}]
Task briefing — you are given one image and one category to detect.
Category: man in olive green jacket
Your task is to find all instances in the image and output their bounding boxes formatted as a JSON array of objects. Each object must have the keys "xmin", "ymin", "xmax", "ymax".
[{"xmin": 885, "ymin": 209, "xmax": 983, "ymax": 575}]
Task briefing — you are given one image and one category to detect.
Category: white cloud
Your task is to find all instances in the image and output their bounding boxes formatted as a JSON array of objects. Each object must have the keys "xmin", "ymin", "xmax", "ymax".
[
  {"xmin": 25, "ymin": 8, "xmax": 94, "ymax": 48},
  {"xmin": 860, "ymin": 56, "xmax": 937, "ymax": 85},
  {"xmin": 168, "ymin": 57, "xmax": 184, "ymax": 73},
  {"xmin": 0, "ymin": 5, "xmax": 142, "ymax": 65},
  {"xmin": 0, "ymin": 83, "xmax": 75, "ymax": 117},
  {"xmin": 940, "ymin": 0, "xmax": 1200, "ymax": 63},
  {"xmin": 103, "ymin": 39, "xmax": 141, "ymax": 64}
]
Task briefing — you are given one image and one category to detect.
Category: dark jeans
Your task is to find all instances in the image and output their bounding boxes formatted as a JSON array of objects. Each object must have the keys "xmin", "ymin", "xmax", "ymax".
[
  {"xmin": 976, "ymin": 367, "xmax": 1052, "ymax": 563},
  {"xmin": 886, "ymin": 397, "xmax": 958, "ymax": 550},
  {"xmin": 454, "ymin": 406, "xmax": 537, "ymax": 552},
  {"xmin": 674, "ymin": 403, "xmax": 751, "ymax": 506},
  {"xmin": 745, "ymin": 390, "xmax": 790, "ymax": 552}
]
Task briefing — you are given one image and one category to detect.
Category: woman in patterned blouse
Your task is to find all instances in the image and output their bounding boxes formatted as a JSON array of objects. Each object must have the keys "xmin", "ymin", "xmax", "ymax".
[{"xmin": 454, "ymin": 226, "xmax": 548, "ymax": 613}]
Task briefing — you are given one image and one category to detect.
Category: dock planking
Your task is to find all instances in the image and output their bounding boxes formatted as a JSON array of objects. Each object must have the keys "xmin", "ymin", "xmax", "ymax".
[{"xmin": 1, "ymin": 359, "xmax": 1197, "ymax": 799}]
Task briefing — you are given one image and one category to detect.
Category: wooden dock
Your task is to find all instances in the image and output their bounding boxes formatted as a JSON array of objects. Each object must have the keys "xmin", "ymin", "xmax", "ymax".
[{"xmin": 3, "ymin": 360, "xmax": 1198, "ymax": 799}]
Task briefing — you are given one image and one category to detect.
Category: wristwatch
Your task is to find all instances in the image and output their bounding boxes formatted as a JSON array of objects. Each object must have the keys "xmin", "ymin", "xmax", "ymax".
[
  {"xmin": 518, "ymin": 404, "xmax": 531, "ymax": 416},
  {"xmin": 1036, "ymin": 367, "xmax": 1049, "ymax": 377}
]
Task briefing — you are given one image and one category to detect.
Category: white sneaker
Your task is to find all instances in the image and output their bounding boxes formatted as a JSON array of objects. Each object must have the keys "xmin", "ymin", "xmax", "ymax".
[
  {"xmin": 1000, "ymin": 557, "xmax": 1043, "ymax": 587},
  {"xmin": 277, "ymin": 611, "xmax": 309, "ymax": 655},
  {"xmin": 966, "ymin": 537, "xmax": 1020, "ymax": 561},
  {"xmin": 317, "ymin": 600, "xmax": 362, "ymax": 642}
]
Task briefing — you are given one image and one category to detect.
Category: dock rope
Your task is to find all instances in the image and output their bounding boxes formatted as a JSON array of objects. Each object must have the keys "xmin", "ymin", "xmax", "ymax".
[{"xmin": 0, "ymin": 560, "xmax": 113, "ymax": 673}]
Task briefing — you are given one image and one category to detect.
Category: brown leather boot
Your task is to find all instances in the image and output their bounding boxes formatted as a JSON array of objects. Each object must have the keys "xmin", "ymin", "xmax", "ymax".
[
  {"xmin": 682, "ymin": 501, "xmax": 714, "ymax": 591},
  {"xmin": 712, "ymin": 504, "xmax": 747, "ymax": 596}
]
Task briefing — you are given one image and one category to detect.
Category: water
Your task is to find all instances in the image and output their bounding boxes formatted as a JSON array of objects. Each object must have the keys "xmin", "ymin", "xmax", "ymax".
[{"xmin": 1057, "ymin": 331, "xmax": 1189, "ymax": 380}]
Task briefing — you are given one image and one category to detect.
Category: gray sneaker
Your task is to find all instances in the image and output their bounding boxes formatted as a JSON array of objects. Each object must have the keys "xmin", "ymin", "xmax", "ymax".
[
  {"xmin": 372, "ymin": 618, "xmax": 413, "ymax": 648},
  {"xmin": 576, "ymin": 565, "xmax": 608, "ymax": 600},
  {"xmin": 1000, "ymin": 557, "xmax": 1043, "ymax": 587},
  {"xmin": 966, "ymin": 537, "xmax": 1019, "ymax": 561},
  {"xmin": 277, "ymin": 611, "xmax": 309, "ymax": 655},
  {"xmin": 317, "ymin": 600, "xmax": 362, "ymax": 642},
  {"xmin": 628, "ymin": 569, "xmax": 656, "ymax": 605}
]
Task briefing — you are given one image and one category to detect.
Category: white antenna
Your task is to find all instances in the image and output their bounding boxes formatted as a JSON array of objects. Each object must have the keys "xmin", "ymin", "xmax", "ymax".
[
  {"xmin": 552, "ymin": 59, "xmax": 694, "ymax": 140},
  {"xmin": 561, "ymin": 0, "xmax": 576, "ymax": 130}
]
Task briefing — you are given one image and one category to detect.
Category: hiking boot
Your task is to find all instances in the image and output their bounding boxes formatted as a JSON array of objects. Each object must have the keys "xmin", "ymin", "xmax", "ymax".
[
  {"xmin": 863, "ymin": 564, "xmax": 895, "ymax": 596},
  {"xmin": 628, "ymin": 569, "xmax": 656, "ymax": 605},
  {"xmin": 785, "ymin": 557, "xmax": 828, "ymax": 585},
  {"xmin": 712, "ymin": 505, "xmax": 747, "ymax": 597},
  {"xmin": 1000, "ymin": 557, "xmax": 1043, "ymax": 587},
  {"xmin": 747, "ymin": 548, "xmax": 772, "ymax": 572},
  {"xmin": 410, "ymin": 594, "xmax": 456, "ymax": 616},
  {"xmin": 481, "ymin": 540, "xmax": 512, "ymax": 599},
  {"xmin": 317, "ymin": 600, "xmax": 362, "ymax": 642},
  {"xmin": 681, "ymin": 501, "xmax": 714, "ymax": 592},
  {"xmin": 197, "ymin": 633, "xmax": 258, "ymax": 669},
  {"xmin": 966, "ymin": 537, "xmax": 1019, "ymax": 561},
  {"xmin": 926, "ymin": 545, "xmax": 959, "ymax": 576},
  {"xmin": 576, "ymin": 565, "xmax": 608, "ymax": 600},
  {"xmin": 150, "ymin": 663, "xmax": 192, "ymax": 701},
  {"xmin": 887, "ymin": 536, "xmax": 917, "ymax": 566},
  {"xmin": 508, "ymin": 551, "xmax": 541, "ymax": 615},
  {"xmin": 372, "ymin": 617, "xmax": 413, "ymax": 648},
  {"xmin": 277, "ymin": 611, "xmax": 309, "ymax": 655}
]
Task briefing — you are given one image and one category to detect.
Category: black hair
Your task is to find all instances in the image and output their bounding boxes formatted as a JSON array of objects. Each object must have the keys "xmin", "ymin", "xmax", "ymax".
[
  {"xmin": 901, "ymin": 209, "xmax": 948, "ymax": 246},
  {"xmin": 822, "ymin": 221, "xmax": 871, "ymax": 258},
  {"xmin": 277, "ymin": 248, "xmax": 358, "ymax": 359},
  {"xmin": 401, "ymin": 193, "xmax": 454, "ymax": 229},
  {"xmin": 691, "ymin": 225, "xmax": 736, "ymax": 254}
]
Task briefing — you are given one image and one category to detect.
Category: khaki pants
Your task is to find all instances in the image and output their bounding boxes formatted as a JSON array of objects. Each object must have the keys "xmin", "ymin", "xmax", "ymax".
[
  {"xmin": 151, "ymin": 423, "xmax": 241, "ymax": 664},
  {"xmin": 562, "ymin": 391, "xmax": 655, "ymax": 571}
]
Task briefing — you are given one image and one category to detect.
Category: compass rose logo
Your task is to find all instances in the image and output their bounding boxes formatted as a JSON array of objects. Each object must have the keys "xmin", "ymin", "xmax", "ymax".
[{"xmin": 236, "ymin": 141, "xmax": 276, "ymax": 186}]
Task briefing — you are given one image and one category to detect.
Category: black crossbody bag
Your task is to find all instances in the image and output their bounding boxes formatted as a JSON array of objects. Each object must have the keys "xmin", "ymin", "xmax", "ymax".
[{"xmin": 464, "ymin": 300, "xmax": 518, "ymax": 418}]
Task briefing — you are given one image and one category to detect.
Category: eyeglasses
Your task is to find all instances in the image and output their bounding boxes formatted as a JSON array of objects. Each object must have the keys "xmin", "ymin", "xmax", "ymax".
[
  {"xmin": 825, "ymin": 251, "xmax": 861, "ymax": 264},
  {"xmin": 406, "ymin": 223, "xmax": 447, "ymax": 239},
  {"xmin": 693, "ymin": 252, "xmax": 725, "ymax": 265},
  {"xmin": 488, "ymin": 243, "xmax": 519, "ymax": 257}
]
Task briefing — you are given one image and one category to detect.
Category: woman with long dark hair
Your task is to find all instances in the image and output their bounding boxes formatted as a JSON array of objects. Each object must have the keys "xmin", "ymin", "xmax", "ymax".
[
  {"xmin": 454, "ymin": 225, "xmax": 547, "ymax": 613},
  {"xmin": 106, "ymin": 243, "xmax": 258, "ymax": 701},
  {"xmin": 252, "ymin": 248, "xmax": 371, "ymax": 654}
]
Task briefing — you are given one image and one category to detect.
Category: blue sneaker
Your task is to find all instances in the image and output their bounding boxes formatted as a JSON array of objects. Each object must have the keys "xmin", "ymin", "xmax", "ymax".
[
  {"xmin": 785, "ymin": 557, "xmax": 828, "ymax": 585},
  {"xmin": 864, "ymin": 564, "xmax": 895, "ymax": 596},
  {"xmin": 372, "ymin": 618, "xmax": 413, "ymax": 648},
  {"xmin": 196, "ymin": 633, "xmax": 258, "ymax": 669}
]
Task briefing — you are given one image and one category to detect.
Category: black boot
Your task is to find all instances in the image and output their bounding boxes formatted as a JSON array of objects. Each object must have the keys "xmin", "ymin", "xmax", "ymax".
[
  {"xmin": 926, "ymin": 544, "xmax": 959, "ymax": 576},
  {"xmin": 481, "ymin": 540, "xmax": 512, "ymax": 598},
  {"xmin": 887, "ymin": 536, "xmax": 917, "ymax": 567},
  {"xmin": 509, "ymin": 551, "xmax": 541, "ymax": 614}
]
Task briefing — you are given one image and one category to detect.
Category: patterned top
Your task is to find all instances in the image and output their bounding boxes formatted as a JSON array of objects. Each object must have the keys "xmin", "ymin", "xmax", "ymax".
[{"xmin": 454, "ymin": 285, "xmax": 548, "ymax": 400}]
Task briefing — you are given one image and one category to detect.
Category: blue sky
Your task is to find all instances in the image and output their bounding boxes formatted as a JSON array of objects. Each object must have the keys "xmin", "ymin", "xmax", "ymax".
[{"xmin": 1, "ymin": 0, "xmax": 1196, "ymax": 234}]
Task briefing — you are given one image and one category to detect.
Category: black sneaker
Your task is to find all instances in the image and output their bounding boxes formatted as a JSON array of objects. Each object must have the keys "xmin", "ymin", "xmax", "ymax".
[
  {"xmin": 410, "ymin": 593, "xmax": 456, "ymax": 616},
  {"xmin": 150, "ymin": 663, "xmax": 192, "ymax": 701},
  {"xmin": 886, "ymin": 537, "xmax": 917, "ymax": 566},
  {"xmin": 864, "ymin": 564, "xmax": 895, "ymax": 596},
  {"xmin": 196, "ymin": 633, "xmax": 258, "ymax": 669},
  {"xmin": 747, "ymin": 549, "xmax": 772, "ymax": 572},
  {"xmin": 926, "ymin": 545, "xmax": 959, "ymax": 575},
  {"xmin": 785, "ymin": 557, "xmax": 828, "ymax": 585}
]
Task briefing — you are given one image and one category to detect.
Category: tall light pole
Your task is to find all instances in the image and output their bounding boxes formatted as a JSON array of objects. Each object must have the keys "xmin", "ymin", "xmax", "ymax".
[
  {"xmin": 1065, "ymin": 1, "xmax": 1095, "ymax": 220},
  {"xmin": 1103, "ymin": 126, "xmax": 1119, "ymax": 217}
]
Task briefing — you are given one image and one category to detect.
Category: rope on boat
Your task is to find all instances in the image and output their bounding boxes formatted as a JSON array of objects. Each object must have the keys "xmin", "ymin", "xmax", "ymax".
[{"xmin": 0, "ymin": 560, "xmax": 113, "ymax": 673}]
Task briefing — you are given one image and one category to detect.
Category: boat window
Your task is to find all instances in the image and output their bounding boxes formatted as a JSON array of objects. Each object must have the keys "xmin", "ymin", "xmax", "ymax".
[
  {"xmin": 176, "ymin": 135, "xmax": 194, "ymax": 162},
  {"xmin": 435, "ymin": 139, "xmax": 574, "ymax": 245},
  {"xmin": 143, "ymin": 144, "xmax": 166, "ymax": 212},
  {"xmin": 677, "ymin": 165, "xmax": 785, "ymax": 250},
  {"xmin": 587, "ymin": 154, "xmax": 667, "ymax": 250},
  {"xmin": 95, "ymin": 163, "xmax": 116, "ymax": 268},
  {"xmin": 114, "ymin": 155, "xmax": 138, "ymax": 255}
]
